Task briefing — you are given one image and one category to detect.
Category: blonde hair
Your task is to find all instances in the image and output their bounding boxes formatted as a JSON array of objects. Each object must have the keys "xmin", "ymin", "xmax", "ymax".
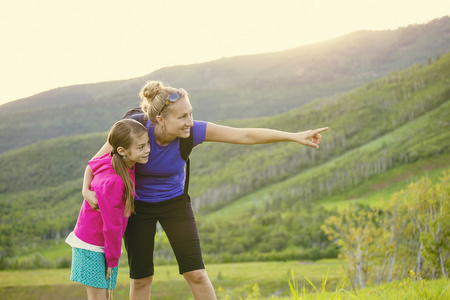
[
  {"xmin": 107, "ymin": 119, "xmax": 147, "ymax": 216},
  {"xmin": 139, "ymin": 80, "xmax": 185, "ymax": 123}
]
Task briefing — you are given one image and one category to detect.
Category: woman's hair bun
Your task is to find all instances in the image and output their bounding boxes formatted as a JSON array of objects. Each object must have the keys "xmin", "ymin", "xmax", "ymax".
[{"xmin": 140, "ymin": 81, "xmax": 163, "ymax": 102}]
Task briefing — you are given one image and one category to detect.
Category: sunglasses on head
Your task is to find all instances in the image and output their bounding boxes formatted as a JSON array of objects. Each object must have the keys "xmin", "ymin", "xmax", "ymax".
[{"xmin": 158, "ymin": 88, "xmax": 187, "ymax": 115}]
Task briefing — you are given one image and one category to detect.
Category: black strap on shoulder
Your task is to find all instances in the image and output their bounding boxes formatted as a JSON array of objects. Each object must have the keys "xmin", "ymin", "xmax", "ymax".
[
  {"xmin": 179, "ymin": 127, "xmax": 194, "ymax": 161},
  {"xmin": 181, "ymin": 129, "xmax": 193, "ymax": 195},
  {"xmin": 184, "ymin": 159, "xmax": 190, "ymax": 195}
]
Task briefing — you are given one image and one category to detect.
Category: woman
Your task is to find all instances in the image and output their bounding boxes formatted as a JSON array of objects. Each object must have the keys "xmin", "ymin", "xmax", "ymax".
[{"xmin": 82, "ymin": 80, "xmax": 328, "ymax": 300}]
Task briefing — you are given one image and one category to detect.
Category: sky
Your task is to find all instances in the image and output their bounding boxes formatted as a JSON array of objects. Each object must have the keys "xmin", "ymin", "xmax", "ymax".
[{"xmin": 0, "ymin": 0, "xmax": 448, "ymax": 106}]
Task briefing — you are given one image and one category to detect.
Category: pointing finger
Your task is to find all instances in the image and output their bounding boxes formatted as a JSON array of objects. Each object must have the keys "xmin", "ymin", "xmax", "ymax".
[{"xmin": 314, "ymin": 127, "xmax": 329, "ymax": 134}]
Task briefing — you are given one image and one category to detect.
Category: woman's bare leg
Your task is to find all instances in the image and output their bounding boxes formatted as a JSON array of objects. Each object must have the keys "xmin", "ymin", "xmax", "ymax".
[
  {"xmin": 129, "ymin": 275, "xmax": 153, "ymax": 300},
  {"xmin": 183, "ymin": 269, "xmax": 217, "ymax": 300}
]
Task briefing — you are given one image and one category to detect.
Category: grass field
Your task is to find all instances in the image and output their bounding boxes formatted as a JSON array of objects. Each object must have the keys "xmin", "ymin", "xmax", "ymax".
[
  {"xmin": 0, "ymin": 259, "xmax": 344, "ymax": 299},
  {"xmin": 1, "ymin": 259, "xmax": 449, "ymax": 299}
]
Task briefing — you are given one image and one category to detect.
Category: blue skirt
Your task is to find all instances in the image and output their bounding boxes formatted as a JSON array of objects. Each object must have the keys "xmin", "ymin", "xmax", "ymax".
[{"xmin": 70, "ymin": 247, "xmax": 119, "ymax": 289}]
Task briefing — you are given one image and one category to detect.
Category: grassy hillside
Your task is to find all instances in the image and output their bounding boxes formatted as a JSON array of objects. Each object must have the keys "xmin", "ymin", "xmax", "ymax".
[
  {"xmin": 203, "ymin": 154, "xmax": 450, "ymax": 222},
  {"xmin": 0, "ymin": 133, "xmax": 106, "ymax": 194},
  {"xmin": 7, "ymin": 156, "xmax": 447, "ymax": 266},
  {"xmin": 1, "ymin": 17, "xmax": 449, "ymax": 154},
  {"xmin": 189, "ymin": 54, "xmax": 450, "ymax": 212},
  {"xmin": 1, "ymin": 51, "xmax": 448, "ymax": 204},
  {"xmin": 1, "ymin": 52, "xmax": 449, "ymax": 263}
]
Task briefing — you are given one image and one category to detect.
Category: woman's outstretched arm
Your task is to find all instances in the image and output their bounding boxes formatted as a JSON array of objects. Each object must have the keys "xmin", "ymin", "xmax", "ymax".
[
  {"xmin": 81, "ymin": 141, "xmax": 112, "ymax": 211},
  {"xmin": 204, "ymin": 123, "xmax": 328, "ymax": 149}
]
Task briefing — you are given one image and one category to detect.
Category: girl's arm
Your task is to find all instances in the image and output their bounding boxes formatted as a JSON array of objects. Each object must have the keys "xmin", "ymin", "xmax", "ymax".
[
  {"xmin": 82, "ymin": 142, "xmax": 112, "ymax": 211},
  {"xmin": 97, "ymin": 177, "xmax": 127, "ymax": 269},
  {"xmin": 204, "ymin": 122, "xmax": 328, "ymax": 149}
]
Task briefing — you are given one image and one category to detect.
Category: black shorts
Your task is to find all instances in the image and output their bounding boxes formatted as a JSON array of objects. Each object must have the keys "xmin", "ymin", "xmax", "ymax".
[{"xmin": 123, "ymin": 194, "xmax": 205, "ymax": 279}]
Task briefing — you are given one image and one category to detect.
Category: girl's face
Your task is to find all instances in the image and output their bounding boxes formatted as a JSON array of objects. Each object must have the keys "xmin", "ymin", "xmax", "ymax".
[
  {"xmin": 161, "ymin": 97, "xmax": 194, "ymax": 139},
  {"xmin": 123, "ymin": 132, "xmax": 150, "ymax": 167}
]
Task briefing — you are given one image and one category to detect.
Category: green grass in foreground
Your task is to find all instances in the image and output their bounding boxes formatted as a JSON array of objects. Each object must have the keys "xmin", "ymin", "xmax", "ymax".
[
  {"xmin": 1, "ymin": 259, "xmax": 449, "ymax": 299},
  {"xmin": 0, "ymin": 259, "xmax": 342, "ymax": 299},
  {"xmin": 286, "ymin": 277, "xmax": 449, "ymax": 300}
]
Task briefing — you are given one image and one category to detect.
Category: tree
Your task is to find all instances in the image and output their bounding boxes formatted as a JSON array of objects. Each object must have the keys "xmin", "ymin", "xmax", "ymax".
[
  {"xmin": 322, "ymin": 170, "xmax": 450, "ymax": 285},
  {"xmin": 321, "ymin": 205, "xmax": 383, "ymax": 288},
  {"xmin": 420, "ymin": 171, "xmax": 450, "ymax": 278}
]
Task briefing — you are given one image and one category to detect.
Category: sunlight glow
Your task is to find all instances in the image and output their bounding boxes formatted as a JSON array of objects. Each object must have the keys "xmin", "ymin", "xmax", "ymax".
[{"xmin": 0, "ymin": 0, "xmax": 448, "ymax": 105}]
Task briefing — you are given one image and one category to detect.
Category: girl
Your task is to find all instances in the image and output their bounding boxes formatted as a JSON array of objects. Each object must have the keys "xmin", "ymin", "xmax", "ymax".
[
  {"xmin": 82, "ymin": 80, "xmax": 328, "ymax": 300},
  {"xmin": 66, "ymin": 119, "xmax": 150, "ymax": 300}
]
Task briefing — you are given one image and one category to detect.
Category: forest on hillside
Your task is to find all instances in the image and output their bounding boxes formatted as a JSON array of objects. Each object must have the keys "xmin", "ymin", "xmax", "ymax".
[
  {"xmin": 0, "ymin": 52, "xmax": 449, "ymax": 271},
  {"xmin": 189, "ymin": 58, "xmax": 450, "ymax": 213}
]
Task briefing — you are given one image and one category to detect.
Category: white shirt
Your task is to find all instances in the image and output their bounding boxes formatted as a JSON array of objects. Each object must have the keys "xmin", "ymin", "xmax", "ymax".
[{"xmin": 65, "ymin": 231, "xmax": 104, "ymax": 253}]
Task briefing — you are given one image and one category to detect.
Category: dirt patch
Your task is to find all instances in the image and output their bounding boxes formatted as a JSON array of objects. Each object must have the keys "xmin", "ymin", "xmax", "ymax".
[
  {"xmin": 369, "ymin": 162, "xmax": 447, "ymax": 192},
  {"xmin": 370, "ymin": 171, "xmax": 414, "ymax": 191}
]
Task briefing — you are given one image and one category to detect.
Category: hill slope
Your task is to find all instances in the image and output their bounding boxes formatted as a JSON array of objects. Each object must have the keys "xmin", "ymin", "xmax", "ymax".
[
  {"xmin": 1, "ymin": 52, "xmax": 449, "ymax": 260},
  {"xmin": 1, "ymin": 16, "xmax": 449, "ymax": 154}
]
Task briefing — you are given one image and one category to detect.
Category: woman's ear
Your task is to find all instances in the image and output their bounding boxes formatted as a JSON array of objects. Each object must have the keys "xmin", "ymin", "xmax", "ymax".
[{"xmin": 156, "ymin": 115, "xmax": 165, "ymax": 127}]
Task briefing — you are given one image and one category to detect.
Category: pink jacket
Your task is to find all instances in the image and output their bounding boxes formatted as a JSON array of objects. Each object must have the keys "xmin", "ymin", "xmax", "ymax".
[{"xmin": 74, "ymin": 153, "xmax": 135, "ymax": 268}]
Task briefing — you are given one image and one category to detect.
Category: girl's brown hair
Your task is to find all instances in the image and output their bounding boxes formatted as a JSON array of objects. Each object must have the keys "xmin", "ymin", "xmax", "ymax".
[
  {"xmin": 139, "ymin": 80, "xmax": 185, "ymax": 123},
  {"xmin": 108, "ymin": 119, "xmax": 147, "ymax": 216}
]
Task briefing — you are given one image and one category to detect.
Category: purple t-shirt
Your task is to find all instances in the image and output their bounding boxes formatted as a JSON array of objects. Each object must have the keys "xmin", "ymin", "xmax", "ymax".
[{"xmin": 135, "ymin": 120, "xmax": 207, "ymax": 202}]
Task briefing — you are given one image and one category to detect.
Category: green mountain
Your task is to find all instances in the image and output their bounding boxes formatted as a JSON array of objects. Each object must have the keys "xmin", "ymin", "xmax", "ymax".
[
  {"xmin": 1, "ymin": 16, "xmax": 449, "ymax": 154},
  {"xmin": 1, "ymin": 51, "xmax": 449, "ymax": 264},
  {"xmin": 188, "ymin": 56, "xmax": 450, "ymax": 213}
]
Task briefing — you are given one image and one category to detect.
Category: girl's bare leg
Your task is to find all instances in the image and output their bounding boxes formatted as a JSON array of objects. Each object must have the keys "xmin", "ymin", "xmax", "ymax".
[{"xmin": 85, "ymin": 285, "xmax": 108, "ymax": 300}]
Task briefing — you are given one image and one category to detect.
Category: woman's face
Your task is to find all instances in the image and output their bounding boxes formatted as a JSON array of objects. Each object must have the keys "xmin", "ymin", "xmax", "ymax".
[{"xmin": 161, "ymin": 96, "xmax": 194, "ymax": 138}]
